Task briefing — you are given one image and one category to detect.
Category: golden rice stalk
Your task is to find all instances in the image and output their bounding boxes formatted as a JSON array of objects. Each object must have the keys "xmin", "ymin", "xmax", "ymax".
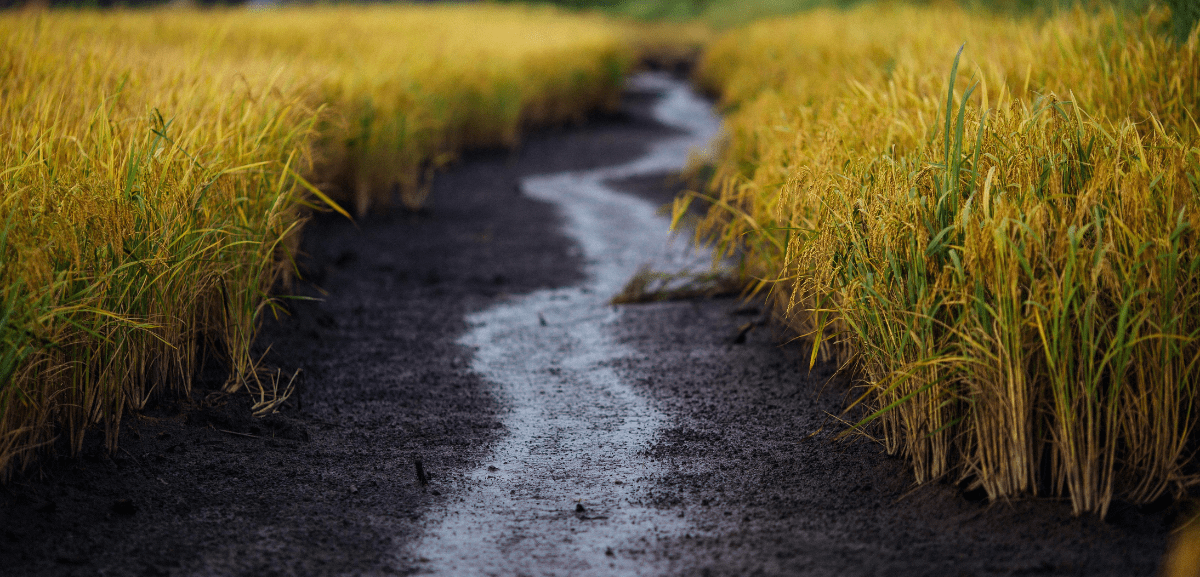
[
  {"xmin": 0, "ymin": 5, "xmax": 632, "ymax": 479},
  {"xmin": 692, "ymin": 3, "xmax": 1200, "ymax": 515}
]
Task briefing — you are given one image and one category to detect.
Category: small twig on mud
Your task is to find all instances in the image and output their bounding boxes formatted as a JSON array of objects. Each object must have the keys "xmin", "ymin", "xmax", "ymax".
[
  {"xmin": 218, "ymin": 429, "xmax": 260, "ymax": 439},
  {"xmin": 202, "ymin": 391, "xmax": 230, "ymax": 408},
  {"xmin": 119, "ymin": 448, "xmax": 144, "ymax": 467},
  {"xmin": 798, "ymin": 412, "xmax": 836, "ymax": 443},
  {"xmin": 250, "ymin": 367, "xmax": 301, "ymax": 417},
  {"xmin": 733, "ymin": 310, "xmax": 771, "ymax": 344},
  {"xmin": 415, "ymin": 457, "xmax": 429, "ymax": 486},
  {"xmin": 733, "ymin": 321, "xmax": 755, "ymax": 344},
  {"xmin": 893, "ymin": 471, "xmax": 954, "ymax": 504}
]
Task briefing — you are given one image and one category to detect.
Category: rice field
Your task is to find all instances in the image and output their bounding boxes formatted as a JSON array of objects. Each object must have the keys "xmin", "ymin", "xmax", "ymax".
[
  {"xmin": 5, "ymin": 0, "xmax": 1198, "ymax": 526},
  {"xmin": 0, "ymin": 4, "xmax": 632, "ymax": 480},
  {"xmin": 687, "ymin": 3, "xmax": 1200, "ymax": 515}
]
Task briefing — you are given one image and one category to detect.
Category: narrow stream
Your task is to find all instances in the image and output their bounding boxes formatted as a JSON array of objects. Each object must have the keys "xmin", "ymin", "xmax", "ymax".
[{"xmin": 407, "ymin": 73, "xmax": 722, "ymax": 576}]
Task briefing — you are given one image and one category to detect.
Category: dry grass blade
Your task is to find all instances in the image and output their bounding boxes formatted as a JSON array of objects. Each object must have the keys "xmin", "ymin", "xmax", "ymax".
[{"xmin": 611, "ymin": 265, "xmax": 746, "ymax": 304}]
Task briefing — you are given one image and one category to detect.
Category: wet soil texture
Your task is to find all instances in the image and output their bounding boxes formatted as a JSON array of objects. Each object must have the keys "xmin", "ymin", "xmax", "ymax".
[
  {"xmin": 0, "ymin": 74, "xmax": 1175, "ymax": 576},
  {"xmin": 409, "ymin": 73, "xmax": 719, "ymax": 575}
]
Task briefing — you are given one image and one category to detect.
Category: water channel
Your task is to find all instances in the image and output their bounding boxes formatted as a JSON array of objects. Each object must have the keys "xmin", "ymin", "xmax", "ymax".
[{"xmin": 407, "ymin": 73, "xmax": 722, "ymax": 575}]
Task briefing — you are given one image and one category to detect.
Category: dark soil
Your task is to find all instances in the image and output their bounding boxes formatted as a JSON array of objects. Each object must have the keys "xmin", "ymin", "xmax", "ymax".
[
  {"xmin": 0, "ymin": 95, "xmax": 673, "ymax": 576},
  {"xmin": 607, "ymin": 170, "xmax": 1175, "ymax": 576},
  {"xmin": 608, "ymin": 297, "xmax": 1175, "ymax": 576},
  {"xmin": 0, "ymin": 82, "xmax": 1176, "ymax": 576},
  {"xmin": 601, "ymin": 168, "xmax": 1175, "ymax": 575}
]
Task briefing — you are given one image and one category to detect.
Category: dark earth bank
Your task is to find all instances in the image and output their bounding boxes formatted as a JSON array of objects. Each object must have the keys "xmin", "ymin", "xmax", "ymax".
[
  {"xmin": 612, "ymin": 169, "xmax": 1177, "ymax": 576},
  {"xmin": 0, "ymin": 80, "xmax": 1176, "ymax": 576}
]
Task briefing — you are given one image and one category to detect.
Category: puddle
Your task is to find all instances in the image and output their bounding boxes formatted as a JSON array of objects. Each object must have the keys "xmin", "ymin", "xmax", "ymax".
[{"xmin": 406, "ymin": 73, "xmax": 722, "ymax": 576}]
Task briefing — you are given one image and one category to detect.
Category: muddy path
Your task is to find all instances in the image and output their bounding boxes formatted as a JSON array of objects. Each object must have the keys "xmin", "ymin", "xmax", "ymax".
[
  {"xmin": 408, "ymin": 73, "xmax": 719, "ymax": 575},
  {"xmin": 0, "ymin": 74, "xmax": 1177, "ymax": 576}
]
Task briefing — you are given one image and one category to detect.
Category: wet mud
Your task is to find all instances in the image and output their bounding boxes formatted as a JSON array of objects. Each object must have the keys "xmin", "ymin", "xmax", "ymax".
[
  {"xmin": 0, "ymin": 79, "xmax": 673, "ymax": 577},
  {"xmin": 0, "ymin": 74, "xmax": 1177, "ymax": 577},
  {"xmin": 610, "ymin": 297, "xmax": 1174, "ymax": 576},
  {"xmin": 409, "ymin": 73, "xmax": 719, "ymax": 575}
]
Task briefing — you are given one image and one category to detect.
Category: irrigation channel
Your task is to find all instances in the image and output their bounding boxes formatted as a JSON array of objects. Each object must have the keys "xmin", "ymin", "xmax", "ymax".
[{"xmin": 408, "ymin": 72, "xmax": 721, "ymax": 575}]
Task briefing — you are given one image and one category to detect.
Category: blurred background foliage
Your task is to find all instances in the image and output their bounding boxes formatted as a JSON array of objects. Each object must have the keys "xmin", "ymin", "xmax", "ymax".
[
  {"xmin": 514, "ymin": 0, "xmax": 1197, "ymax": 40},
  {"xmin": 1, "ymin": 0, "xmax": 1193, "ymax": 42}
]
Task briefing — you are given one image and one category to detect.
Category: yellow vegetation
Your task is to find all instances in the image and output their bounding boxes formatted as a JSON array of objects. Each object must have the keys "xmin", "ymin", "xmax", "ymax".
[
  {"xmin": 687, "ymin": 3, "xmax": 1200, "ymax": 515},
  {"xmin": 621, "ymin": 19, "xmax": 713, "ymax": 71},
  {"xmin": 0, "ymin": 5, "xmax": 630, "ymax": 479}
]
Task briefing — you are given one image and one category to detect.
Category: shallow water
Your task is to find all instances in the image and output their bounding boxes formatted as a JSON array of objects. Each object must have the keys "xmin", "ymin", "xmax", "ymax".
[{"xmin": 406, "ymin": 73, "xmax": 722, "ymax": 576}]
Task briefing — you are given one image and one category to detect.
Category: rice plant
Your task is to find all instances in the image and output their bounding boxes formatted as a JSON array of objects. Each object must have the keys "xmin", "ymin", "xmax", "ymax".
[
  {"xmin": 0, "ymin": 4, "xmax": 631, "ymax": 479},
  {"xmin": 689, "ymin": 2, "xmax": 1200, "ymax": 514}
]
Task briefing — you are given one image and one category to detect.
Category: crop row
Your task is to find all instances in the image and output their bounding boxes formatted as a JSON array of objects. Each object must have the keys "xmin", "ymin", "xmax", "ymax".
[
  {"xmin": 0, "ymin": 5, "xmax": 631, "ymax": 479},
  {"xmin": 686, "ymin": 4, "xmax": 1199, "ymax": 516}
]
